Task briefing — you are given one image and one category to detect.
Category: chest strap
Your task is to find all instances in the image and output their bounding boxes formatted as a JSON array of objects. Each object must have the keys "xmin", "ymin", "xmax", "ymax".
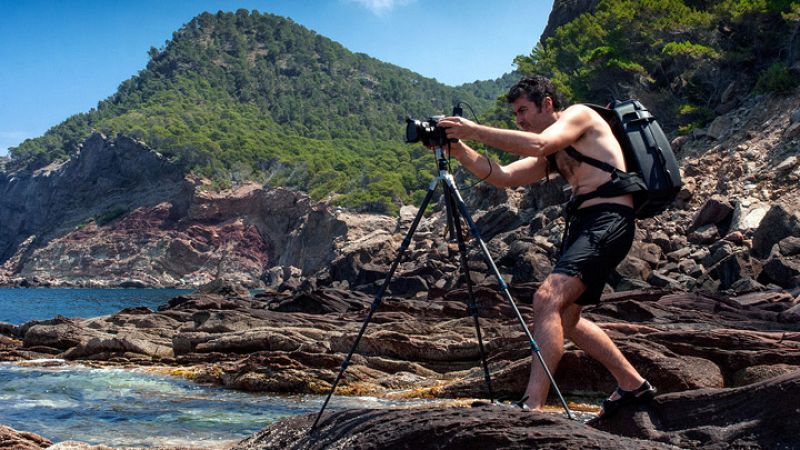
[{"xmin": 550, "ymin": 147, "xmax": 646, "ymax": 216}]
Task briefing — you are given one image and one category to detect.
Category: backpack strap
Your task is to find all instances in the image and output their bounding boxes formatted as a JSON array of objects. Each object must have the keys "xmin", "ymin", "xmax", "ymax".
[
  {"xmin": 564, "ymin": 147, "xmax": 620, "ymax": 175},
  {"xmin": 566, "ymin": 172, "xmax": 646, "ymax": 216}
]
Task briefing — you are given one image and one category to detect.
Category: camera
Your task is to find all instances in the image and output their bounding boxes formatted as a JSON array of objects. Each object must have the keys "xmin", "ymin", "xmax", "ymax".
[
  {"xmin": 405, "ymin": 116, "xmax": 451, "ymax": 147},
  {"xmin": 405, "ymin": 106, "xmax": 462, "ymax": 147}
]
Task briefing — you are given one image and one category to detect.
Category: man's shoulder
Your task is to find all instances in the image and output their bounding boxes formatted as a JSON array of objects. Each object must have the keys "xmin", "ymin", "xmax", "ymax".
[
  {"xmin": 563, "ymin": 104, "xmax": 603, "ymax": 120},
  {"xmin": 559, "ymin": 104, "xmax": 601, "ymax": 124}
]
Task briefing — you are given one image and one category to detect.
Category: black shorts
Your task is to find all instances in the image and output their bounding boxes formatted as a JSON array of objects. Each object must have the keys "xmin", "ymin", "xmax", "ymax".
[{"xmin": 552, "ymin": 204, "xmax": 635, "ymax": 305}]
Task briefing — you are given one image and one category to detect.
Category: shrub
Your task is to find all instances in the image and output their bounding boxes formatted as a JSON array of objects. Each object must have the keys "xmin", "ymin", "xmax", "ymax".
[{"xmin": 755, "ymin": 63, "xmax": 798, "ymax": 94}]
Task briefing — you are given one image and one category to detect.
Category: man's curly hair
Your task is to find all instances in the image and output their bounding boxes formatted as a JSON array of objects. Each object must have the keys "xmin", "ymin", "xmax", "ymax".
[{"xmin": 506, "ymin": 75, "xmax": 566, "ymax": 111}]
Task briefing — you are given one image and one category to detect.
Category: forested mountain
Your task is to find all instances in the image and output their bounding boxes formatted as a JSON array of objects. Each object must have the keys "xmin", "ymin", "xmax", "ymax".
[{"xmin": 8, "ymin": 10, "xmax": 513, "ymax": 213}]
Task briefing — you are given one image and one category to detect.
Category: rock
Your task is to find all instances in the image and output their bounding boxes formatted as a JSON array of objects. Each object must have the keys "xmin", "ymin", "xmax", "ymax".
[
  {"xmin": 266, "ymin": 288, "xmax": 370, "ymax": 314},
  {"xmin": 760, "ymin": 252, "xmax": 800, "ymax": 288},
  {"xmin": 592, "ymin": 370, "xmax": 800, "ymax": 449},
  {"xmin": 706, "ymin": 115, "xmax": 732, "ymax": 140},
  {"xmin": 0, "ymin": 424, "xmax": 51, "ymax": 449},
  {"xmin": 629, "ymin": 243, "xmax": 662, "ymax": 267},
  {"xmin": 688, "ymin": 223, "xmax": 719, "ymax": 244},
  {"xmin": 197, "ymin": 279, "xmax": 251, "ymax": 298},
  {"xmin": 689, "ymin": 197, "xmax": 733, "ymax": 231},
  {"xmin": 778, "ymin": 236, "xmax": 800, "ymax": 256},
  {"xmin": 387, "ymin": 275, "xmax": 429, "ymax": 297},
  {"xmin": 670, "ymin": 135, "xmax": 689, "ymax": 153},
  {"xmin": 473, "ymin": 204, "xmax": 523, "ymax": 242},
  {"xmin": 0, "ymin": 321, "xmax": 17, "ymax": 337},
  {"xmin": 791, "ymin": 108, "xmax": 800, "ymax": 124},
  {"xmin": 666, "ymin": 247, "xmax": 691, "ymax": 262},
  {"xmin": 647, "ymin": 272, "xmax": 683, "ymax": 290},
  {"xmin": 731, "ymin": 363, "xmax": 800, "ymax": 386},
  {"xmin": 396, "ymin": 204, "xmax": 418, "ymax": 232},
  {"xmin": 329, "ymin": 230, "xmax": 397, "ymax": 285},
  {"xmin": 785, "ymin": 121, "xmax": 800, "ymax": 139},
  {"xmin": 775, "ymin": 155, "xmax": 798, "ymax": 173},
  {"xmin": 752, "ymin": 204, "xmax": 800, "ymax": 258},
  {"xmin": 730, "ymin": 277, "xmax": 766, "ymax": 293},
  {"xmin": 499, "ymin": 240, "xmax": 552, "ymax": 283},
  {"xmin": 730, "ymin": 201, "xmax": 769, "ymax": 232},
  {"xmin": 234, "ymin": 406, "xmax": 676, "ymax": 450},
  {"xmin": 540, "ymin": 0, "xmax": 600, "ymax": 43},
  {"xmin": 617, "ymin": 255, "xmax": 652, "ymax": 281}
]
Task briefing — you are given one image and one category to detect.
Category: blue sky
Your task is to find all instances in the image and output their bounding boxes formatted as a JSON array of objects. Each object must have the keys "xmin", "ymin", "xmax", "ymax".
[{"xmin": 0, "ymin": 0, "xmax": 551, "ymax": 156}]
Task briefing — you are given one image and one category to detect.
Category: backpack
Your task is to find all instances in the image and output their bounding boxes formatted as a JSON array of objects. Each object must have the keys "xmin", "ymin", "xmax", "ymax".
[{"xmin": 549, "ymin": 100, "xmax": 682, "ymax": 219}]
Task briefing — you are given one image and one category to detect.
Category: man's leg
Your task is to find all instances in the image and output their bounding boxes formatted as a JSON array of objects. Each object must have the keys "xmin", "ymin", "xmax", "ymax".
[
  {"xmin": 522, "ymin": 273, "xmax": 584, "ymax": 410},
  {"xmin": 566, "ymin": 317, "xmax": 645, "ymax": 391}
]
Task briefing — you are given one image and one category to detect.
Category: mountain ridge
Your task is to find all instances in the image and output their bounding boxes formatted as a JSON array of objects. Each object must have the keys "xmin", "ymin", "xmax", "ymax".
[{"xmin": 7, "ymin": 9, "xmax": 515, "ymax": 212}]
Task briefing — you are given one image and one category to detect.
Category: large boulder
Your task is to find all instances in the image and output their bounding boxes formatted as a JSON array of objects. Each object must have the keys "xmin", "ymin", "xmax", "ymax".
[
  {"xmin": 593, "ymin": 370, "xmax": 800, "ymax": 449},
  {"xmin": 752, "ymin": 204, "xmax": 800, "ymax": 258},
  {"xmin": 233, "ymin": 406, "xmax": 676, "ymax": 450}
]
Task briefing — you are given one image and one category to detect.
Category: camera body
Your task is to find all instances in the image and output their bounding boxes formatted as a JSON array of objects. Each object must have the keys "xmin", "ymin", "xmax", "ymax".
[
  {"xmin": 405, "ymin": 115, "xmax": 451, "ymax": 147},
  {"xmin": 406, "ymin": 106, "xmax": 463, "ymax": 147}
]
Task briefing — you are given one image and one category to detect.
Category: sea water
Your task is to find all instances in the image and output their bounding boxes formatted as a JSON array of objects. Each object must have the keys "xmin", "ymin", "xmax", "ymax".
[
  {"xmin": 0, "ymin": 361, "xmax": 429, "ymax": 448},
  {"xmin": 0, "ymin": 289, "xmax": 432, "ymax": 447},
  {"xmin": 0, "ymin": 287, "xmax": 192, "ymax": 325}
]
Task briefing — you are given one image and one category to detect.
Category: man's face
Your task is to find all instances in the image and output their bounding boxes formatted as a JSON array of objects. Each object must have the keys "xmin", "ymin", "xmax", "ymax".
[{"xmin": 512, "ymin": 97, "xmax": 555, "ymax": 133}]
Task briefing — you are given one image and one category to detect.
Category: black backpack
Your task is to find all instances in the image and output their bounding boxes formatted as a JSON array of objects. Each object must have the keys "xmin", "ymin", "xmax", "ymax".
[{"xmin": 552, "ymin": 100, "xmax": 682, "ymax": 219}]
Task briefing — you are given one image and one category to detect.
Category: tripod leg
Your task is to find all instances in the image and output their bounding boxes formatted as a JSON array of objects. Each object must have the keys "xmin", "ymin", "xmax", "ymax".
[
  {"xmin": 443, "ymin": 184, "xmax": 495, "ymax": 402},
  {"xmin": 443, "ymin": 176, "xmax": 574, "ymax": 419},
  {"xmin": 311, "ymin": 180, "xmax": 438, "ymax": 431}
]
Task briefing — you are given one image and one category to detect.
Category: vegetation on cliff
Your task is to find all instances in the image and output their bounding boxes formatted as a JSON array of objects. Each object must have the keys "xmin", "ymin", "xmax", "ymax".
[
  {"xmin": 8, "ymin": 10, "xmax": 512, "ymax": 213},
  {"xmin": 516, "ymin": 0, "xmax": 800, "ymax": 132}
]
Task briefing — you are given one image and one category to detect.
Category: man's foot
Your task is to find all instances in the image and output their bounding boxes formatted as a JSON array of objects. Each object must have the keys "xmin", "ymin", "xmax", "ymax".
[
  {"xmin": 489, "ymin": 395, "xmax": 540, "ymax": 411},
  {"xmin": 599, "ymin": 380, "xmax": 656, "ymax": 418},
  {"xmin": 515, "ymin": 395, "xmax": 531, "ymax": 410}
]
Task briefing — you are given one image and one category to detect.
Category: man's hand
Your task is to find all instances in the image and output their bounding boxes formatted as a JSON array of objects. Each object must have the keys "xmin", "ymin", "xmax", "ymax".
[{"xmin": 437, "ymin": 116, "xmax": 480, "ymax": 141}]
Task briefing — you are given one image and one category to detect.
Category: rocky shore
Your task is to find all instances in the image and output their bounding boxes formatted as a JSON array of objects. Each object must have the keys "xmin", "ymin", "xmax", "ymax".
[{"xmin": 2, "ymin": 278, "xmax": 799, "ymax": 448}]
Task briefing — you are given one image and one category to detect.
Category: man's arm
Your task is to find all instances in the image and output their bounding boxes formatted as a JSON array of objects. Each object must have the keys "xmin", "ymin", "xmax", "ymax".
[
  {"xmin": 447, "ymin": 140, "xmax": 547, "ymax": 188},
  {"xmin": 438, "ymin": 105, "xmax": 593, "ymax": 158}
]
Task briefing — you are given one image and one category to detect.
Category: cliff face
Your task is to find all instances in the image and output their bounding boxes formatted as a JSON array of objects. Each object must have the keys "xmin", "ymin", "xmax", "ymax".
[
  {"xmin": 541, "ymin": 0, "xmax": 599, "ymax": 44},
  {"xmin": 0, "ymin": 134, "xmax": 393, "ymax": 288},
  {"xmin": 0, "ymin": 133, "xmax": 193, "ymax": 266}
]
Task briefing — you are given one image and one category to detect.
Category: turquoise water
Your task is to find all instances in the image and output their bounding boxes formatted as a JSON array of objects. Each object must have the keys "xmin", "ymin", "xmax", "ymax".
[
  {"xmin": 0, "ymin": 288, "xmax": 191, "ymax": 324},
  {"xmin": 0, "ymin": 360, "xmax": 428, "ymax": 448},
  {"xmin": 0, "ymin": 289, "xmax": 433, "ymax": 447}
]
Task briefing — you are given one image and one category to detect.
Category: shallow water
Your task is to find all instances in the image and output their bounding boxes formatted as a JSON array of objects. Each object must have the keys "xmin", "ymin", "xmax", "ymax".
[{"xmin": 0, "ymin": 360, "xmax": 434, "ymax": 448}]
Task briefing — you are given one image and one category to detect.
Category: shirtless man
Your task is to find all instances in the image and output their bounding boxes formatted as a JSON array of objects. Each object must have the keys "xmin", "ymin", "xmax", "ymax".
[{"xmin": 436, "ymin": 76, "xmax": 655, "ymax": 415}]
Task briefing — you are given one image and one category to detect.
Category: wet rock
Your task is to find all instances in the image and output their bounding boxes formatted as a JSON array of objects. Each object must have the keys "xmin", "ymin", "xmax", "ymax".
[{"xmin": 0, "ymin": 424, "xmax": 52, "ymax": 449}]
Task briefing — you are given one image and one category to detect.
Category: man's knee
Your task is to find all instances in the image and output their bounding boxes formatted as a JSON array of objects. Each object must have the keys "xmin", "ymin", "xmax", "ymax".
[{"xmin": 532, "ymin": 288, "xmax": 561, "ymax": 317}]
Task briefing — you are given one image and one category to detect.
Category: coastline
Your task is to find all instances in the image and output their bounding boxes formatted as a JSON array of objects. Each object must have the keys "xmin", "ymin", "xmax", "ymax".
[{"xmin": 2, "ymin": 283, "xmax": 799, "ymax": 448}]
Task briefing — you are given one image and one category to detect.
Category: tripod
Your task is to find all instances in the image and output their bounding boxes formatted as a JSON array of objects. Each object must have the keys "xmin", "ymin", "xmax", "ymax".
[{"xmin": 311, "ymin": 146, "xmax": 573, "ymax": 430}]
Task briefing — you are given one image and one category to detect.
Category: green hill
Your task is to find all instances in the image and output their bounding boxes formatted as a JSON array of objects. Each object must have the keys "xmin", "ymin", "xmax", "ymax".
[
  {"xmin": 517, "ymin": 0, "xmax": 800, "ymax": 132},
  {"xmin": 8, "ymin": 10, "xmax": 514, "ymax": 213}
]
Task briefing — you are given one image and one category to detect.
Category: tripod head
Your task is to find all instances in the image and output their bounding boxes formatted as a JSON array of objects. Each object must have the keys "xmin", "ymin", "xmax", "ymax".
[{"xmin": 433, "ymin": 145, "xmax": 450, "ymax": 174}]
